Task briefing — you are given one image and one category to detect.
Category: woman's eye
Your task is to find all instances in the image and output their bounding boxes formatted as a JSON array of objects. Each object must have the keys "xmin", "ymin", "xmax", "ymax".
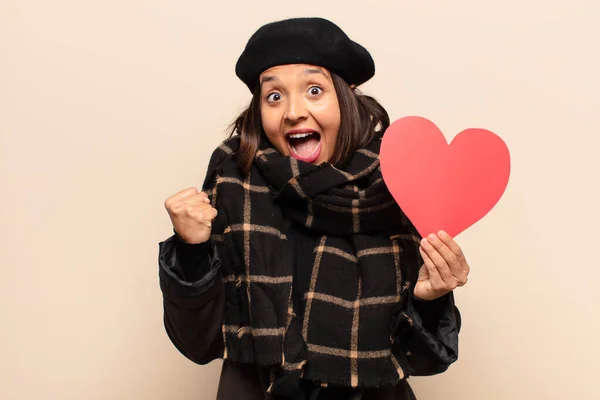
[
  {"xmin": 308, "ymin": 86, "xmax": 323, "ymax": 96},
  {"xmin": 267, "ymin": 93, "xmax": 282, "ymax": 102}
]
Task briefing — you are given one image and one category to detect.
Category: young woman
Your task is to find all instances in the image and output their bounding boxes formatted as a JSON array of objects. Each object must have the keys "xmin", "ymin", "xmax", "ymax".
[{"xmin": 159, "ymin": 17, "xmax": 469, "ymax": 400}]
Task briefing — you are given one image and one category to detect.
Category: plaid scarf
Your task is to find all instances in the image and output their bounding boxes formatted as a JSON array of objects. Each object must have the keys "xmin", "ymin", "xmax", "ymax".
[{"xmin": 203, "ymin": 134, "xmax": 422, "ymax": 395}]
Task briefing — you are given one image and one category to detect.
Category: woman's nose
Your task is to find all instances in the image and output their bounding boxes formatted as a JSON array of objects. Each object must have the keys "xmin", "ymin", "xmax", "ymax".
[{"xmin": 284, "ymin": 95, "xmax": 308, "ymax": 122}]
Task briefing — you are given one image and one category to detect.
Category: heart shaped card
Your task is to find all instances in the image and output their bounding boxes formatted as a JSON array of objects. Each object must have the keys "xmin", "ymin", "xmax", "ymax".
[{"xmin": 380, "ymin": 116, "xmax": 511, "ymax": 238}]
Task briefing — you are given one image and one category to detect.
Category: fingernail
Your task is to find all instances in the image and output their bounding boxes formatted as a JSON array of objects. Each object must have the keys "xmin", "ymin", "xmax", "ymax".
[
  {"xmin": 439, "ymin": 230, "xmax": 448, "ymax": 238},
  {"xmin": 421, "ymin": 238, "xmax": 428, "ymax": 246},
  {"xmin": 428, "ymin": 233, "xmax": 437, "ymax": 242}
]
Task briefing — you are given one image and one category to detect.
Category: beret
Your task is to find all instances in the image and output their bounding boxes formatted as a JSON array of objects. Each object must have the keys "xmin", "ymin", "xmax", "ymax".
[{"xmin": 235, "ymin": 17, "xmax": 375, "ymax": 93}]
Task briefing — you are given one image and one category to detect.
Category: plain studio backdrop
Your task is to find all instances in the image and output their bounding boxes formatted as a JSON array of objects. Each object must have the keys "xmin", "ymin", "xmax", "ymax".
[{"xmin": 1, "ymin": 1, "xmax": 599, "ymax": 399}]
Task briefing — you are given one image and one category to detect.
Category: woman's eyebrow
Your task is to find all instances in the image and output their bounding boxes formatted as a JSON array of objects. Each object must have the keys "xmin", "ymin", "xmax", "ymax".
[
  {"xmin": 260, "ymin": 75, "xmax": 278, "ymax": 84},
  {"xmin": 302, "ymin": 68, "xmax": 326, "ymax": 77}
]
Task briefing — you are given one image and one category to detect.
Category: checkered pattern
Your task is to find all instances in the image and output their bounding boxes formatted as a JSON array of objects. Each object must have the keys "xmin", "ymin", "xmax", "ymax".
[{"xmin": 201, "ymin": 135, "xmax": 423, "ymax": 390}]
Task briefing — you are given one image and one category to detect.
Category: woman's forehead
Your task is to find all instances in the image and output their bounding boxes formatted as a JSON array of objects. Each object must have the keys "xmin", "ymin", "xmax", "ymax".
[{"xmin": 259, "ymin": 64, "xmax": 331, "ymax": 79}]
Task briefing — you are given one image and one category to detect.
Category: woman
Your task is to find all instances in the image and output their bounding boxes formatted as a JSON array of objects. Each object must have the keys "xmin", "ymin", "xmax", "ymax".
[{"xmin": 159, "ymin": 17, "xmax": 469, "ymax": 400}]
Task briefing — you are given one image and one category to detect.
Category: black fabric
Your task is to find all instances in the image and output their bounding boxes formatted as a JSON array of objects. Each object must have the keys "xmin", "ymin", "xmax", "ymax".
[
  {"xmin": 197, "ymin": 133, "xmax": 459, "ymax": 397},
  {"xmin": 172, "ymin": 229, "xmax": 212, "ymax": 281},
  {"xmin": 158, "ymin": 224, "xmax": 459, "ymax": 399},
  {"xmin": 235, "ymin": 17, "xmax": 375, "ymax": 92},
  {"xmin": 157, "ymin": 234, "xmax": 454, "ymax": 399},
  {"xmin": 289, "ymin": 225, "xmax": 319, "ymax": 320},
  {"xmin": 215, "ymin": 360, "xmax": 417, "ymax": 400},
  {"xmin": 158, "ymin": 235, "xmax": 221, "ymax": 300}
]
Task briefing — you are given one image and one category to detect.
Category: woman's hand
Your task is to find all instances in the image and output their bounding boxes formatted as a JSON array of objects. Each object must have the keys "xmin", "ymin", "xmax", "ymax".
[
  {"xmin": 413, "ymin": 231, "xmax": 470, "ymax": 301},
  {"xmin": 164, "ymin": 187, "xmax": 218, "ymax": 245}
]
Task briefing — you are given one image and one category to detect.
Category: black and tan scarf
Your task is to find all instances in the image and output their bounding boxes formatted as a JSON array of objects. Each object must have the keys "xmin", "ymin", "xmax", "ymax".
[{"xmin": 202, "ymin": 134, "xmax": 423, "ymax": 394}]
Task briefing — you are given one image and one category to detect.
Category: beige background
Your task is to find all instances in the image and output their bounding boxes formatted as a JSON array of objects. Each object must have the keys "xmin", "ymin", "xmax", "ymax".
[{"xmin": 2, "ymin": 0, "xmax": 599, "ymax": 399}]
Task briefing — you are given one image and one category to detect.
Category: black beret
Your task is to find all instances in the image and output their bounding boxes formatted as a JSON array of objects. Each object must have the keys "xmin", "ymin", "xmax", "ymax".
[{"xmin": 235, "ymin": 17, "xmax": 375, "ymax": 93}]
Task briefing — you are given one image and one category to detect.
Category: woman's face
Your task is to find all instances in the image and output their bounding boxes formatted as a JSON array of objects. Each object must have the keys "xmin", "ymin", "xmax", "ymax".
[{"xmin": 259, "ymin": 64, "xmax": 341, "ymax": 164}]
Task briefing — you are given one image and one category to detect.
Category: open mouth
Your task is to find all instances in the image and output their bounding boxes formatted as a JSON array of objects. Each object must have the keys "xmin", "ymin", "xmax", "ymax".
[{"xmin": 287, "ymin": 131, "xmax": 322, "ymax": 163}]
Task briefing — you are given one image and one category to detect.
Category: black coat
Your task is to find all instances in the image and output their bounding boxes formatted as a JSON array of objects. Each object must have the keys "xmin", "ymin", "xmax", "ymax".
[{"xmin": 158, "ymin": 232, "xmax": 460, "ymax": 400}]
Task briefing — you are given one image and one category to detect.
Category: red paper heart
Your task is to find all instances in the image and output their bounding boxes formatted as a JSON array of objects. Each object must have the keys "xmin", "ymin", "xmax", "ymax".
[{"xmin": 380, "ymin": 116, "xmax": 510, "ymax": 238}]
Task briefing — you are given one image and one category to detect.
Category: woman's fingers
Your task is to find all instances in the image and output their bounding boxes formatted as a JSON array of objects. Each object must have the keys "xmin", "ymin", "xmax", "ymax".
[
  {"xmin": 438, "ymin": 231, "xmax": 467, "ymax": 264},
  {"xmin": 436, "ymin": 231, "xmax": 469, "ymax": 285},
  {"xmin": 166, "ymin": 190, "xmax": 210, "ymax": 217},
  {"xmin": 417, "ymin": 231, "xmax": 471, "ymax": 299},
  {"xmin": 164, "ymin": 187, "xmax": 198, "ymax": 210},
  {"xmin": 426, "ymin": 233, "xmax": 460, "ymax": 270},
  {"xmin": 201, "ymin": 206, "xmax": 218, "ymax": 221},
  {"xmin": 421, "ymin": 237, "xmax": 455, "ymax": 287},
  {"xmin": 182, "ymin": 192, "xmax": 210, "ymax": 205},
  {"xmin": 186, "ymin": 202, "xmax": 217, "ymax": 226},
  {"xmin": 419, "ymin": 246, "xmax": 443, "ymax": 290}
]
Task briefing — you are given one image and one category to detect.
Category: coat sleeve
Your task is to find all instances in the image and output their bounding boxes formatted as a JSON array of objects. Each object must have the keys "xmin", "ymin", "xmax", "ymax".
[
  {"xmin": 390, "ymin": 225, "xmax": 462, "ymax": 377},
  {"xmin": 158, "ymin": 233, "xmax": 224, "ymax": 365},
  {"xmin": 401, "ymin": 291, "xmax": 461, "ymax": 376},
  {"xmin": 157, "ymin": 139, "xmax": 235, "ymax": 364}
]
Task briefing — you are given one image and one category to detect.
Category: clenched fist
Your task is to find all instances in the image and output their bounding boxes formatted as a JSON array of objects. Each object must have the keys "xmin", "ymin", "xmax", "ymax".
[{"xmin": 164, "ymin": 187, "xmax": 218, "ymax": 245}]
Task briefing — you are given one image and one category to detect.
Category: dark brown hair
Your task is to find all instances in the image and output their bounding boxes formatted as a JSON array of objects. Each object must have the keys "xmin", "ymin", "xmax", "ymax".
[{"xmin": 227, "ymin": 72, "xmax": 390, "ymax": 175}]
